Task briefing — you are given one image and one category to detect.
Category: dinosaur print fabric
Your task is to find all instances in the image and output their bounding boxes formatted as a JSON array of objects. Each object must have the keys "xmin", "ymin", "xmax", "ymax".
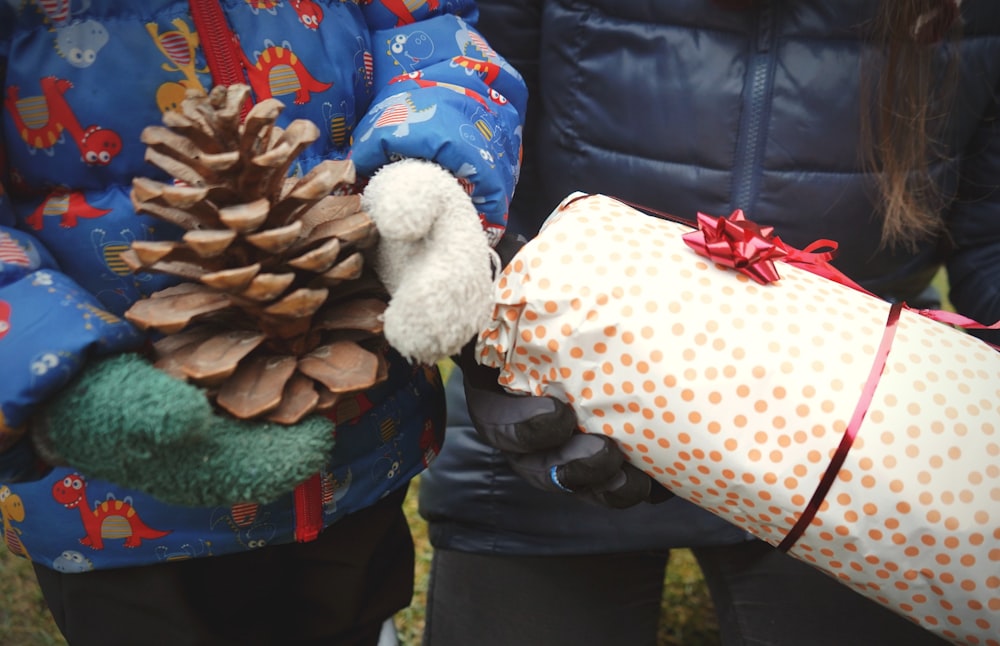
[{"xmin": 0, "ymin": 0, "xmax": 524, "ymax": 573}]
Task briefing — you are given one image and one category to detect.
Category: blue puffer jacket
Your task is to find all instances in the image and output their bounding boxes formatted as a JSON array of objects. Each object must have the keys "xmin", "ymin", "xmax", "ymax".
[
  {"xmin": 0, "ymin": 0, "xmax": 525, "ymax": 572},
  {"xmin": 419, "ymin": 0, "xmax": 1000, "ymax": 555}
]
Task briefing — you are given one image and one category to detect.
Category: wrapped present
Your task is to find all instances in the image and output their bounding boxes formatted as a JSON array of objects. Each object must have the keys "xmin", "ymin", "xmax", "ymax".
[{"xmin": 476, "ymin": 193, "xmax": 1000, "ymax": 646}]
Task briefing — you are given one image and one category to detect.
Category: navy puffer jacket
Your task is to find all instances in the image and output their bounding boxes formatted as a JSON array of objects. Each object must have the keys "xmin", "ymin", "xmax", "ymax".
[{"xmin": 419, "ymin": 0, "xmax": 1000, "ymax": 555}]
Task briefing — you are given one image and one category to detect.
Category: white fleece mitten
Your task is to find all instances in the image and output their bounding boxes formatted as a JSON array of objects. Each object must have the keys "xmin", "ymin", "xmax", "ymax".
[{"xmin": 361, "ymin": 159, "xmax": 497, "ymax": 365}]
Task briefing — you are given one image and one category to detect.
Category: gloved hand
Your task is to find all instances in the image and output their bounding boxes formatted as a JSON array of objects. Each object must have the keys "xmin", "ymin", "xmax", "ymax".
[
  {"xmin": 361, "ymin": 158, "xmax": 497, "ymax": 365},
  {"xmin": 31, "ymin": 353, "xmax": 334, "ymax": 507},
  {"xmin": 457, "ymin": 342, "xmax": 673, "ymax": 509}
]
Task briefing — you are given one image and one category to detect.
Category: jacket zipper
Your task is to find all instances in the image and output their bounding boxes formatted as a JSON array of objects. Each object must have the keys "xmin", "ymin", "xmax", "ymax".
[
  {"xmin": 293, "ymin": 473, "xmax": 324, "ymax": 543},
  {"xmin": 188, "ymin": 0, "xmax": 251, "ymax": 115},
  {"xmin": 188, "ymin": 0, "xmax": 323, "ymax": 542},
  {"xmin": 731, "ymin": 1, "xmax": 777, "ymax": 214}
]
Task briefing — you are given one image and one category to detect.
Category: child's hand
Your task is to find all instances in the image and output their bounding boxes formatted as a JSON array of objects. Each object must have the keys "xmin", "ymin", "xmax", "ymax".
[
  {"xmin": 362, "ymin": 159, "xmax": 497, "ymax": 365},
  {"xmin": 32, "ymin": 354, "xmax": 335, "ymax": 507}
]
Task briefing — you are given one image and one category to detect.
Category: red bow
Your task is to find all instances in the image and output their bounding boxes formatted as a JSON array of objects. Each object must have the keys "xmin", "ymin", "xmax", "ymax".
[{"xmin": 681, "ymin": 209, "xmax": 789, "ymax": 284}]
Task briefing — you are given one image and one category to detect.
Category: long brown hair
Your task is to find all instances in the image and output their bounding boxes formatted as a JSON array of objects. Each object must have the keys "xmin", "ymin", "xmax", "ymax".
[{"xmin": 861, "ymin": 0, "xmax": 961, "ymax": 249}]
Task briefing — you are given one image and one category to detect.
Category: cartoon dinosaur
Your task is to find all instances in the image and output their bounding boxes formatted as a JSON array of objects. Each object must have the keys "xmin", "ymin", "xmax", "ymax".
[
  {"xmin": 0, "ymin": 485, "xmax": 30, "ymax": 560},
  {"xmin": 450, "ymin": 55, "xmax": 503, "ymax": 85},
  {"xmin": 0, "ymin": 300, "xmax": 11, "ymax": 342},
  {"xmin": 5, "ymin": 77, "xmax": 122, "ymax": 165},
  {"xmin": 455, "ymin": 20, "xmax": 497, "ymax": 60},
  {"xmin": 237, "ymin": 39, "xmax": 332, "ymax": 105},
  {"xmin": 32, "ymin": 0, "xmax": 110, "ymax": 68},
  {"xmin": 386, "ymin": 30, "xmax": 435, "ymax": 72},
  {"xmin": 24, "ymin": 190, "xmax": 110, "ymax": 230},
  {"xmin": 29, "ymin": 350, "xmax": 80, "ymax": 394},
  {"xmin": 52, "ymin": 549, "xmax": 94, "ymax": 573},
  {"xmin": 146, "ymin": 19, "xmax": 208, "ymax": 114},
  {"xmin": 354, "ymin": 35, "xmax": 374, "ymax": 94},
  {"xmin": 320, "ymin": 468, "xmax": 352, "ymax": 515},
  {"xmin": 229, "ymin": 501, "xmax": 260, "ymax": 528},
  {"xmin": 51, "ymin": 473, "xmax": 171, "ymax": 550},
  {"xmin": 389, "ymin": 69, "xmax": 497, "ymax": 111},
  {"xmin": 92, "ymin": 227, "xmax": 150, "ymax": 283},
  {"xmin": 0, "ymin": 231, "xmax": 32, "ymax": 266},
  {"xmin": 155, "ymin": 539, "xmax": 212, "ymax": 562},
  {"xmin": 290, "ymin": 0, "xmax": 324, "ymax": 29},
  {"xmin": 357, "ymin": 92, "xmax": 437, "ymax": 141},
  {"xmin": 322, "ymin": 100, "xmax": 355, "ymax": 148},
  {"xmin": 210, "ymin": 503, "xmax": 275, "ymax": 550}
]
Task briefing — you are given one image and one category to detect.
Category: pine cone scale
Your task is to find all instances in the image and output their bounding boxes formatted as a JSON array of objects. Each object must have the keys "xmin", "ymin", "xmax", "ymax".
[
  {"xmin": 319, "ymin": 253, "xmax": 365, "ymax": 285},
  {"xmin": 179, "ymin": 329, "xmax": 267, "ymax": 384},
  {"xmin": 183, "ymin": 229, "xmax": 238, "ymax": 257},
  {"xmin": 216, "ymin": 354, "xmax": 298, "ymax": 419},
  {"xmin": 244, "ymin": 221, "xmax": 302, "ymax": 254},
  {"xmin": 125, "ymin": 287, "xmax": 231, "ymax": 334},
  {"xmin": 267, "ymin": 374, "xmax": 322, "ymax": 424},
  {"xmin": 297, "ymin": 341, "xmax": 380, "ymax": 394}
]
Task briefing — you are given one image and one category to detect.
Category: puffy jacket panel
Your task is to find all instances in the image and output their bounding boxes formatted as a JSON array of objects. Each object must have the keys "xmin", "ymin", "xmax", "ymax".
[{"xmin": 419, "ymin": 0, "xmax": 1000, "ymax": 555}]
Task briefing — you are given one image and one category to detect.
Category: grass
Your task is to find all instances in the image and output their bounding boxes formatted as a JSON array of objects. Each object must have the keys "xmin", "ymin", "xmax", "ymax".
[{"xmin": 0, "ymin": 545, "xmax": 64, "ymax": 645}]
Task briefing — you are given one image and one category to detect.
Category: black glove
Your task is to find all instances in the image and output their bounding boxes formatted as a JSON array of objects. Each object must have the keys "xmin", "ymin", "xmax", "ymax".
[{"xmin": 457, "ymin": 342, "xmax": 673, "ymax": 509}]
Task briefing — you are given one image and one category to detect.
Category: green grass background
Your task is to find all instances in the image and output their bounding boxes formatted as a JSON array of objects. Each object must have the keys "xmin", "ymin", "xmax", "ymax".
[{"xmin": 0, "ymin": 271, "xmax": 953, "ymax": 645}]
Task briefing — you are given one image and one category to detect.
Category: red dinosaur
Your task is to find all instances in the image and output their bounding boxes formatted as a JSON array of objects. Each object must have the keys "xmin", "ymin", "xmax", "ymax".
[
  {"xmin": 389, "ymin": 70, "xmax": 491, "ymax": 110},
  {"xmin": 5, "ymin": 77, "xmax": 122, "ymax": 166},
  {"xmin": 451, "ymin": 55, "xmax": 502, "ymax": 84},
  {"xmin": 237, "ymin": 41, "xmax": 331, "ymax": 105},
  {"xmin": 24, "ymin": 190, "xmax": 110, "ymax": 230},
  {"xmin": 52, "ymin": 473, "xmax": 171, "ymax": 550},
  {"xmin": 290, "ymin": 0, "xmax": 324, "ymax": 29}
]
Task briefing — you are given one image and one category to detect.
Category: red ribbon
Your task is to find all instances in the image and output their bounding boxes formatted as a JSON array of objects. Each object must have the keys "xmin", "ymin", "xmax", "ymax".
[{"xmin": 777, "ymin": 302, "xmax": 903, "ymax": 552}]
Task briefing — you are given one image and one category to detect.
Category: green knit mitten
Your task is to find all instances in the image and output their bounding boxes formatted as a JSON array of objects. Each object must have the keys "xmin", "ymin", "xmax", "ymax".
[{"xmin": 34, "ymin": 354, "xmax": 335, "ymax": 507}]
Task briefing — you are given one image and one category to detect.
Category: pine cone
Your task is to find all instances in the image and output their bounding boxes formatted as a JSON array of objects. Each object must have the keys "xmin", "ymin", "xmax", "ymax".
[{"xmin": 122, "ymin": 84, "xmax": 388, "ymax": 424}]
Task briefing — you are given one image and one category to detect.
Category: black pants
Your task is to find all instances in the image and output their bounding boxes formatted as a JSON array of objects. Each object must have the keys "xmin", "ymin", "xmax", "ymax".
[
  {"xmin": 35, "ymin": 486, "xmax": 413, "ymax": 646},
  {"xmin": 423, "ymin": 540, "xmax": 950, "ymax": 646}
]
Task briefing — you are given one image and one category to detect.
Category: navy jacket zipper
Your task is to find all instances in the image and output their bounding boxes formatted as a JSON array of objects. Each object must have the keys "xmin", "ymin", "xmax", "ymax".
[
  {"xmin": 187, "ymin": 0, "xmax": 324, "ymax": 543},
  {"xmin": 731, "ymin": 1, "xmax": 778, "ymax": 216}
]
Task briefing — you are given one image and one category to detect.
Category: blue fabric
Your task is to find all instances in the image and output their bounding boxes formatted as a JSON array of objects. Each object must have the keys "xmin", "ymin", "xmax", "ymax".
[
  {"xmin": 419, "ymin": 0, "xmax": 1000, "ymax": 556},
  {"xmin": 4, "ymin": 354, "xmax": 443, "ymax": 570},
  {"xmin": 352, "ymin": 13, "xmax": 525, "ymax": 236},
  {"xmin": 0, "ymin": 224, "xmax": 59, "ymax": 285},
  {"xmin": 0, "ymin": 270, "xmax": 143, "ymax": 430},
  {"xmin": 0, "ymin": 0, "xmax": 524, "ymax": 571}
]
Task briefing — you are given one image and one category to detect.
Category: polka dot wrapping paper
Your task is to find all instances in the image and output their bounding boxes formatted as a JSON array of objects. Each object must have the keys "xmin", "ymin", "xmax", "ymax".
[{"xmin": 476, "ymin": 193, "xmax": 1000, "ymax": 646}]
